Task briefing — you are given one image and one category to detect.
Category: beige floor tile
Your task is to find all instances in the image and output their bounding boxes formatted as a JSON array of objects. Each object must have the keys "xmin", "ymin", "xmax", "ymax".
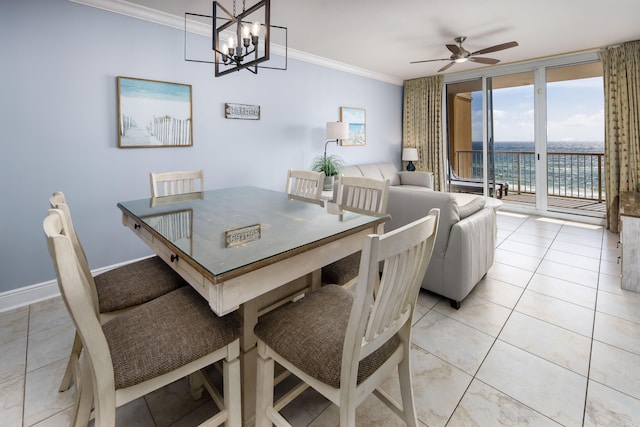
[
  {"xmin": 590, "ymin": 340, "xmax": 640, "ymax": 400},
  {"xmin": 467, "ymin": 276, "xmax": 524, "ymax": 309},
  {"xmin": 412, "ymin": 311, "xmax": 494, "ymax": 375},
  {"xmin": 307, "ymin": 392, "xmax": 406, "ymax": 426},
  {"xmin": 600, "ymin": 247, "xmax": 620, "ymax": 262},
  {"xmin": 600, "ymin": 259, "xmax": 621, "ymax": 277},
  {"xmin": 23, "ymin": 359, "xmax": 75, "ymax": 427},
  {"xmin": 554, "ymin": 231, "xmax": 603, "ymax": 249},
  {"xmin": 593, "ymin": 311, "xmax": 640, "ymax": 356},
  {"xmin": 596, "ymin": 290, "xmax": 640, "ymax": 324},
  {"xmin": 499, "ymin": 311, "xmax": 591, "ymax": 376},
  {"xmin": 412, "ymin": 290, "xmax": 441, "ymax": 325},
  {"xmin": 497, "ymin": 239, "xmax": 548, "ymax": 258},
  {"xmin": 508, "ymin": 231, "xmax": 555, "ymax": 248},
  {"xmin": 544, "ymin": 249, "xmax": 600, "ymax": 272},
  {"xmin": 584, "ymin": 380, "xmax": 640, "ymax": 426},
  {"xmin": 145, "ymin": 378, "xmax": 211, "ymax": 427},
  {"xmin": 379, "ymin": 346, "xmax": 472, "ymax": 427},
  {"xmin": 598, "ymin": 273, "xmax": 622, "ymax": 295},
  {"xmin": 27, "ymin": 321, "xmax": 75, "ymax": 373},
  {"xmin": 550, "ymin": 239, "xmax": 602, "ymax": 259},
  {"xmin": 527, "ymin": 273, "xmax": 597, "ymax": 309},
  {"xmin": 0, "ymin": 376, "xmax": 24, "ymax": 427},
  {"xmin": 0, "ymin": 336, "xmax": 27, "ymax": 384},
  {"xmin": 602, "ymin": 230, "xmax": 620, "ymax": 250},
  {"xmin": 278, "ymin": 378, "xmax": 331, "ymax": 426},
  {"xmin": 28, "ymin": 297, "xmax": 72, "ymax": 336},
  {"xmin": 433, "ymin": 296, "xmax": 512, "ymax": 337},
  {"xmin": 515, "ymin": 290, "xmax": 594, "ymax": 337},
  {"xmin": 31, "ymin": 406, "xmax": 74, "ymax": 427},
  {"xmin": 0, "ymin": 306, "xmax": 29, "ymax": 346},
  {"xmin": 448, "ymin": 379, "xmax": 561, "ymax": 426},
  {"xmin": 495, "ymin": 248, "xmax": 543, "ymax": 272},
  {"xmin": 477, "ymin": 340, "xmax": 587, "ymax": 426},
  {"xmin": 536, "ymin": 259, "xmax": 599, "ymax": 288},
  {"xmin": 486, "ymin": 262, "xmax": 534, "ymax": 288}
]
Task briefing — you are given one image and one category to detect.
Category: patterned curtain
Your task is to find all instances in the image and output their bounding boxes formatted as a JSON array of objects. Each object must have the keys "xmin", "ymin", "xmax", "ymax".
[
  {"xmin": 599, "ymin": 40, "xmax": 640, "ymax": 233},
  {"xmin": 403, "ymin": 75, "xmax": 445, "ymax": 191}
]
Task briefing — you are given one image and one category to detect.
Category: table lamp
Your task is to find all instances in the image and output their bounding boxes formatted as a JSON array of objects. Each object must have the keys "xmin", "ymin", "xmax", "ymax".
[{"xmin": 402, "ymin": 148, "xmax": 418, "ymax": 171}]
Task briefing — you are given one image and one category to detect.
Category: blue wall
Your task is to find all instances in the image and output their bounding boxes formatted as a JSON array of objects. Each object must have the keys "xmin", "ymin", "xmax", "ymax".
[{"xmin": 0, "ymin": 0, "xmax": 403, "ymax": 294}]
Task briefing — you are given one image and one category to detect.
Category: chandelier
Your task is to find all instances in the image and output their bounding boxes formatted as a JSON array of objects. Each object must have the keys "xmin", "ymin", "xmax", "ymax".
[
  {"xmin": 213, "ymin": 0, "xmax": 269, "ymax": 76},
  {"xmin": 185, "ymin": 0, "xmax": 287, "ymax": 77}
]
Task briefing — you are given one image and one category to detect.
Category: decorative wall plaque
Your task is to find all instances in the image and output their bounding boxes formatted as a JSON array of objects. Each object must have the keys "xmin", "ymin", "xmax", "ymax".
[
  {"xmin": 225, "ymin": 224, "xmax": 261, "ymax": 247},
  {"xmin": 225, "ymin": 103, "xmax": 260, "ymax": 120}
]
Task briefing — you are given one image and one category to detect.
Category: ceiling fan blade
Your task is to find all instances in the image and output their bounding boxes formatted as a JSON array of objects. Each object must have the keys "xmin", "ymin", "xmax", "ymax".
[
  {"xmin": 446, "ymin": 44, "xmax": 461, "ymax": 55},
  {"xmin": 438, "ymin": 62, "xmax": 455, "ymax": 73},
  {"xmin": 409, "ymin": 58, "xmax": 450, "ymax": 64},
  {"xmin": 471, "ymin": 41, "xmax": 519, "ymax": 56},
  {"xmin": 469, "ymin": 57, "xmax": 500, "ymax": 65}
]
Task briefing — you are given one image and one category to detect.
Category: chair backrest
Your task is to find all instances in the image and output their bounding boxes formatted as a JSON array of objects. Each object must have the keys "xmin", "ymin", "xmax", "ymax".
[
  {"xmin": 43, "ymin": 209, "xmax": 115, "ymax": 390},
  {"xmin": 285, "ymin": 169, "xmax": 325, "ymax": 205},
  {"xmin": 342, "ymin": 209, "xmax": 439, "ymax": 380},
  {"xmin": 150, "ymin": 169, "xmax": 204, "ymax": 197},
  {"xmin": 49, "ymin": 192, "xmax": 99, "ymax": 311},
  {"xmin": 335, "ymin": 176, "xmax": 390, "ymax": 216}
]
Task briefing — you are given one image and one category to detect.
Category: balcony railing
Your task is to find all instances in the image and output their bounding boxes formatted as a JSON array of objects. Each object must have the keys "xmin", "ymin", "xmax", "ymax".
[{"xmin": 455, "ymin": 150, "xmax": 605, "ymax": 202}]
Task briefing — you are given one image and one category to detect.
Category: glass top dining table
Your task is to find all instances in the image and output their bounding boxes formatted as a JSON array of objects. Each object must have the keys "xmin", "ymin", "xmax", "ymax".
[{"xmin": 117, "ymin": 186, "xmax": 389, "ymax": 296}]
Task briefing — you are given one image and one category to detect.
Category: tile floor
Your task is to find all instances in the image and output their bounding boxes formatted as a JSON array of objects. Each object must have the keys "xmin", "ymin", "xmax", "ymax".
[{"xmin": 2, "ymin": 211, "xmax": 640, "ymax": 426}]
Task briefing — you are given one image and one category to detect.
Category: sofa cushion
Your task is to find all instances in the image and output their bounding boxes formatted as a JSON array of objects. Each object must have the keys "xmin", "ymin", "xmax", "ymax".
[
  {"xmin": 356, "ymin": 164, "xmax": 385, "ymax": 181},
  {"xmin": 399, "ymin": 171, "xmax": 433, "ymax": 189},
  {"xmin": 376, "ymin": 163, "xmax": 401, "ymax": 186},
  {"xmin": 340, "ymin": 165, "xmax": 363, "ymax": 177},
  {"xmin": 450, "ymin": 193, "xmax": 486, "ymax": 219}
]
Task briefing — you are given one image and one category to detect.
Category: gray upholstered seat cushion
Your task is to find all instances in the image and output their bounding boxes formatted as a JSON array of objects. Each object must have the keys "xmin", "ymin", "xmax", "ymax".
[
  {"xmin": 95, "ymin": 256, "xmax": 186, "ymax": 313},
  {"xmin": 254, "ymin": 285, "xmax": 400, "ymax": 388},
  {"xmin": 102, "ymin": 286, "xmax": 240, "ymax": 389},
  {"xmin": 321, "ymin": 251, "xmax": 361, "ymax": 286}
]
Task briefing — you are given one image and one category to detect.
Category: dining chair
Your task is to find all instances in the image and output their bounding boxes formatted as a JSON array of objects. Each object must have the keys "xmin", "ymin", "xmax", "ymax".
[
  {"xmin": 322, "ymin": 176, "xmax": 390, "ymax": 286},
  {"xmin": 150, "ymin": 169, "xmax": 204, "ymax": 197},
  {"xmin": 44, "ymin": 208, "xmax": 242, "ymax": 427},
  {"xmin": 285, "ymin": 168, "xmax": 325, "ymax": 206},
  {"xmin": 50, "ymin": 192, "xmax": 187, "ymax": 396},
  {"xmin": 254, "ymin": 209, "xmax": 440, "ymax": 427}
]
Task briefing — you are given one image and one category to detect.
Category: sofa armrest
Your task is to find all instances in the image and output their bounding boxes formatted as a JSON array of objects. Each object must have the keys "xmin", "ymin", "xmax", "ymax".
[{"xmin": 399, "ymin": 171, "xmax": 433, "ymax": 189}]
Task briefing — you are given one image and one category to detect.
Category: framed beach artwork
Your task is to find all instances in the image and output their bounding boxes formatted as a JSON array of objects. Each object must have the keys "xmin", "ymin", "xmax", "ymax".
[
  {"xmin": 340, "ymin": 106, "xmax": 366, "ymax": 146},
  {"xmin": 117, "ymin": 76, "xmax": 193, "ymax": 148}
]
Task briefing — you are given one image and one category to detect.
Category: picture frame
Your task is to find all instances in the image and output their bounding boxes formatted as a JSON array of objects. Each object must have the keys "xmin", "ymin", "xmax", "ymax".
[
  {"xmin": 117, "ymin": 76, "xmax": 193, "ymax": 148},
  {"xmin": 340, "ymin": 106, "xmax": 366, "ymax": 146}
]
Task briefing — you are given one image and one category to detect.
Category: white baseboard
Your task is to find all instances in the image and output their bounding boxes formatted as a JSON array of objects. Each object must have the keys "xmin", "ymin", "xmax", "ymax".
[{"xmin": 0, "ymin": 256, "xmax": 155, "ymax": 313}]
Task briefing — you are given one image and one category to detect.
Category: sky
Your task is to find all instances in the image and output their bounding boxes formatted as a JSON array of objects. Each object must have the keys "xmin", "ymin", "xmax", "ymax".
[{"xmin": 471, "ymin": 77, "xmax": 604, "ymax": 143}]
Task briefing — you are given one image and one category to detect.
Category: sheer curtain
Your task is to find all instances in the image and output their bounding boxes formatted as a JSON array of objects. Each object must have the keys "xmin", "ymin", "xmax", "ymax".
[
  {"xmin": 403, "ymin": 75, "xmax": 445, "ymax": 191},
  {"xmin": 599, "ymin": 40, "xmax": 640, "ymax": 232}
]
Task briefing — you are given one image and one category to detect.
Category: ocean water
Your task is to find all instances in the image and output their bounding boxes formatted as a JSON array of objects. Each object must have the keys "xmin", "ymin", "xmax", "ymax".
[
  {"xmin": 472, "ymin": 141, "xmax": 604, "ymax": 153},
  {"xmin": 464, "ymin": 141, "xmax": 605, "ymax": 198}
]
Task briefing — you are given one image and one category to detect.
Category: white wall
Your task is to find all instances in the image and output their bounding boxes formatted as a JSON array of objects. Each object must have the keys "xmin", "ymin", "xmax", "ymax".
[{"xmin": 0, "ymin": 0, "xmax": 403, "ymax": 295}]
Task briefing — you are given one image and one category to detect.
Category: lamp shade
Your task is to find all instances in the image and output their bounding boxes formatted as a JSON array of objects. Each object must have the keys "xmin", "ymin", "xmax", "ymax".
[
  {"xmin": 402, "ymin": 148, "xmax": 419, "ymax": 161},
  {"xmin": 326, "ymin": 122, "xmax": 349, "ymax": 140}
]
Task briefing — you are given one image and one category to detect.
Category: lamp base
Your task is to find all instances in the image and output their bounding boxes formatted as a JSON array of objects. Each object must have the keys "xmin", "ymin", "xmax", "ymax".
[{"xmin": 406, "ymin": 161, "xmax": 416, "ymax": 172}]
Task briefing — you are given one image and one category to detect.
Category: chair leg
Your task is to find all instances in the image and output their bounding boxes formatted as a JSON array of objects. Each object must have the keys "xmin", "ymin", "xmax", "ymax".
[
  {"xmin": 338, "ymin": 403, "xmax": 357, "ymax": 427},
  {"xmin": 397, "ymin": 350, "xmax": 418, "ymax": 427},
  {"xmin": 73, "ymin": 356, "xmax": 93, "ymax": 427},
  {"xmin": 188, "ymin": 372, "xmax": 205, "ymax": 400},
  {"xmin": 255, "ymin": 344, "xmax": 275, "ymax": 427},
  {"xmin": 59, "ymin": 331, "xmax": 83, "ymax": 392},
  {"xmin": 224, "ymin": 355, "xmax": 242, "ymax": 427}
]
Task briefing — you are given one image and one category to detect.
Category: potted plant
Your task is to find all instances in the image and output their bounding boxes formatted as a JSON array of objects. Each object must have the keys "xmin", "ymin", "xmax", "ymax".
[{"xmin": 312, "ymin": 154, "xmax": 344, "ymax": 191}]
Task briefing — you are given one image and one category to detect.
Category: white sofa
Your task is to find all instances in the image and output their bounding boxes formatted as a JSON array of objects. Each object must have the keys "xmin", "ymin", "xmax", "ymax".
[{"xmin": 338, "ymin": 162, "xmax": 496, "ymax": 308}]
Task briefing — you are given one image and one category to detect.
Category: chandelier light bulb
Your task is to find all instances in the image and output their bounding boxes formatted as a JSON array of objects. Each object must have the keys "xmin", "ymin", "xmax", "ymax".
[
  {"xmin": 228, "ymin": 36, "xmax": 236, "ymax": 49},
  {"xmin": 252, "ymin": 21, "xmax": 260, "ymax": 37},
  {"xmin": 242, "ymin": 25, "xmax": 250, "ymax": 39}
]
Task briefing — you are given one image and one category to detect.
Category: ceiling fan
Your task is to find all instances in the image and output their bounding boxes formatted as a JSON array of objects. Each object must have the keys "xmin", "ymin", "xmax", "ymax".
[{"xmin": 411, "ymin": 36, "xmax": 519, "ymax": 72}]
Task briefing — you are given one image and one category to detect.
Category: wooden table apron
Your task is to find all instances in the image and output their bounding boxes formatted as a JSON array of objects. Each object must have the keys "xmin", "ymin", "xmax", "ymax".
[{"xmin": 117, "ymin": 187, "xmax": 387, "ymax": 424}]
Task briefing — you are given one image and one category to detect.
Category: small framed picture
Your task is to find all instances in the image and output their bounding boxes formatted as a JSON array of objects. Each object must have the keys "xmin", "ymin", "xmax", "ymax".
[
  {"xmin": 340, "ymin": 106, "xmax": 366, "ymax": 146},
  {"xmin": 117, "ymin": 76, "xmax": 192, "ymax": 148}
]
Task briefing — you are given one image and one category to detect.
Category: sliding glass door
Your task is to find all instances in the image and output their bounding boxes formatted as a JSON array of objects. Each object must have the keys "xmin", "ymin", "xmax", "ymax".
[{"xmin": 444, "ymin": 57, "xmax": 604, "ymax": 219}]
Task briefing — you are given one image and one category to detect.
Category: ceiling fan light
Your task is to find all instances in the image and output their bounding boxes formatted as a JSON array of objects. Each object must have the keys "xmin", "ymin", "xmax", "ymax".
[{"xmin": 454, "ymin": 57, "xmax": 467, "ymax": 63}]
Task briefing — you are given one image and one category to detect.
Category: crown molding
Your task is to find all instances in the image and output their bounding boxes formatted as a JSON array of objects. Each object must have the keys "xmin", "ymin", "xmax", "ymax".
[{"xmin": 69, "ymin": 0, "xmax": 403, "ymax": 86}]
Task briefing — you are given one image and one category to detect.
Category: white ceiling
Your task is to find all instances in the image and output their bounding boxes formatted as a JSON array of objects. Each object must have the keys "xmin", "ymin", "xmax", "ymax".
[{"xmin": 86, "ymin": 0, "xmax": 640, "ymax": 84}]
